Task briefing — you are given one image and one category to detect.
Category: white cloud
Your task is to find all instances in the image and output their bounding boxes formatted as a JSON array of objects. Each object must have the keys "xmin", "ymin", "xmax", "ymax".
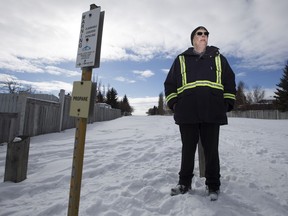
[
  {"xmin": 236, "ymin": 72, "xmax": 247, "ymax": 77},
  {"xmin": 161, "ymin": 69, "xmax": 169, "ymax": 74},
  {"xmin": 0, "ymin": 73, "xmax": 18, "ymax": 81},
  {"xmin": 45, "ymin": 66, "xmax": 81, "ymax": 77},
  {"xmin": 0, "ymin": 0, "xmax": 287, "ymax": 100},
  {"xmin": 133, "ymin": 70, "xmax": 155, "ymax": 79},
  {"xmin": 115, "ymin": 76, "xmax": 136, "ymax": 83},
  {"xmin": 0, "ymin": 54, "xmax": 80, "ymax": 77},
  {"xmin": 1, "ymin": 0, "xmax": 287, "ymax": 71},
  {"xmin": 22, "ymin": 80, "xmax": 73, "ymax": 94},
  {"xmin": 264, "ymin": 88, "xmax": 276, "ymax": 99},
  {"xmin": 0, "ymin": 55, "xmax": 44, "ymax": 73}
]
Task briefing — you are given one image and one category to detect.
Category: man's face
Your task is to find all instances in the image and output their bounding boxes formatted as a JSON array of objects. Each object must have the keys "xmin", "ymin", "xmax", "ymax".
[{"xmin": 193, "ymin": 29, "xmax": 209, "ymax": 47}]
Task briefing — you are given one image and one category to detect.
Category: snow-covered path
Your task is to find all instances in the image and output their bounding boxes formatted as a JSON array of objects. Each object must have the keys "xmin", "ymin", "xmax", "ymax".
[{"xmin": 0, "ymin": 116, "xmax": 288, "ymax": 216}]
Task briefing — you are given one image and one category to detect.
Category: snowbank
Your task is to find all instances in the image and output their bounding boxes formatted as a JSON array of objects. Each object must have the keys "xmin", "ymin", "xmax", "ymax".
[{"xmin": 0, "ymin": 116, "xmax": 287, "ymax": 215}]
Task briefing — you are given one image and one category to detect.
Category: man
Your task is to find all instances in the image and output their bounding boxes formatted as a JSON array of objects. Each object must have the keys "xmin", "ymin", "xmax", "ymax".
[{"xmin": 164, "ymin": 26, "xmax": 236, "ymax": 201}]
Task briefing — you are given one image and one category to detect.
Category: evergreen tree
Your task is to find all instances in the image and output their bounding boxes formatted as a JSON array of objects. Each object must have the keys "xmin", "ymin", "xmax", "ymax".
[
  {"xmin": 119, "ymin": 95, "xmax": 134, "ymax": 115},
  {"xmin": 106, "ymin": 87, "xmax": 119, "ymax": 108},
  {"xmin": 274, "ymin": 62, "xmax": 288, "ymax": 111},
  {"xmin": 158, "ymin": 92, "xmax": 164, "ymax": 115},
  {"xmin": 97, "ymin": 91, "xmax": 105, "ymax": 103},
  {"xmin": 147, "ymin": 106, "xmax": 158, "ymax": 115},
  {"xmin": 235, "ymin": 81, "xmax": 247, "ymax": 109}
]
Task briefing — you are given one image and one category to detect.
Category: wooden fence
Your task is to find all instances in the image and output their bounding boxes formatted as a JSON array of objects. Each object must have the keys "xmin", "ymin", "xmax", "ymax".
[
  {"xmin": 227, "ymin": 110, "xmax": 288, "ymax": 119},
  {"xmin": 0, "ymin": 113, "xmax": 19, "ymax": 143},
  {"xmin": 0, "ymin": 91, "xmax": 121, "ymax": 143},
  {"xmin": 23, "ymin": 98, "xmax": 61, "ymax": 136}
]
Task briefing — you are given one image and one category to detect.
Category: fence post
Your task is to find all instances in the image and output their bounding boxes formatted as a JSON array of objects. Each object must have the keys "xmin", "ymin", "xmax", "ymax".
[
  {"xmin": 59, "ymin": 89, "xmax": 65, "ymax": 132},
  {"xmin": 18, "ymin": 94, "xmax": 28, "ymax": 136},
  {"xmin": 4, "ymin": 136, "xmax": 30, "ymax": 182},
  {"xmin": 277, "ymin": 110, "xmax": 279, "ymax": 119}
]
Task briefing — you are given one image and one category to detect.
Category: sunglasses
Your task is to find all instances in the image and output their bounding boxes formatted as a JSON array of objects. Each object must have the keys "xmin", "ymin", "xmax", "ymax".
[{"xmin": 196, "ymin": 31, "xmax": 209, "ymax": 36}]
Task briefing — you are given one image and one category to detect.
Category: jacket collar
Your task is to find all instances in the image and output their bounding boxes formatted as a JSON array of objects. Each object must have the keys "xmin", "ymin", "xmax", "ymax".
[{"xmin": 182, "ymin": 46, "xmax": 219, "ymax": 57}]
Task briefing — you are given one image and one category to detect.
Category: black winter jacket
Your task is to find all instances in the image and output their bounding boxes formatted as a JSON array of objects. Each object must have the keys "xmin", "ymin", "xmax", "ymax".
[{"xmin": 164, "ymin": 46, "xmax": 236, "ymax": 125}]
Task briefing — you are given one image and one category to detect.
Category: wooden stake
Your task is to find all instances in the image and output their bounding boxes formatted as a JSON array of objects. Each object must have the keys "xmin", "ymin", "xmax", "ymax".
[{"xmin": 67, "ymin": 67, "xmax": 92, "ymax": 216}]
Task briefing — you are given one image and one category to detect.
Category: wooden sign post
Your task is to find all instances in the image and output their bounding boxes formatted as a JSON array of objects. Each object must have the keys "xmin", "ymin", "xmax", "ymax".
[{"xmin": 67, "ymin": 4, "xmax": 104, "ymax": 216}]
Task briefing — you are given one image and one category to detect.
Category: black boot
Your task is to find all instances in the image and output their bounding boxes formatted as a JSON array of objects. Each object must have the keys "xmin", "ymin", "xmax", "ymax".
[
  {"xmin": 170, "ymin": 184, "xmax": 191, "ymax": 196},
  {"xmin": 207, "ymin": 187, "xmax": 220, "ymax": 201}
]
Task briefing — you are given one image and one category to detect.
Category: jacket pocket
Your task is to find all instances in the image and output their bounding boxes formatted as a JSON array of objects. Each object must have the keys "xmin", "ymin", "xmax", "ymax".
[{"xmin": 210, "ymin": 89, "xmax": 225, "ymax": 113}]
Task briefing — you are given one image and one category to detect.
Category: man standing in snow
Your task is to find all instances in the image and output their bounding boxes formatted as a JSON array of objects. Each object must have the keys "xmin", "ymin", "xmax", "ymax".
[{"xmin": 164, "ymin": 26, "xmax": 236, "ymax": 200}]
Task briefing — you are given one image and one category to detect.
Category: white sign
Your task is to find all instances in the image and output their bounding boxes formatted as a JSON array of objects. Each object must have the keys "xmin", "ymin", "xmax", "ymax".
[
  {"xmin": 76, "ymin": 7, "xmax": 101, "ymax": 68},
  {"xmin": 69, "ymin": 81, "xmax": 93, "ymax": 118}
]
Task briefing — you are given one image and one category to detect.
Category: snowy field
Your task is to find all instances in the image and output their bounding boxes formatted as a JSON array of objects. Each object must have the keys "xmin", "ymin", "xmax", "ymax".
[{"xmin": 0, "ymin": 116, "xmax": 288, "ymax": 216}]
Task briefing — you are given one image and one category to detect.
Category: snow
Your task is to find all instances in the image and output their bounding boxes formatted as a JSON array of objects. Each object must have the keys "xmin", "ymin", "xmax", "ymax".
[{"xmin": 0, "ymin": 116, "xmax": 288, "ymax": 216}]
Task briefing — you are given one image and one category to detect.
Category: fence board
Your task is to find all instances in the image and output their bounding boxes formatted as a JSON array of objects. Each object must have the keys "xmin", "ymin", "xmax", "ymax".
[
  {"xmin": 0, "ymin": 94, "xmax": 19, "ymax": 112},
  {"xmin": 61, "ymin": 95, "xmax": 76, "ymax": 130},
  {"xmin": 23, "ymin": 98, "xmax": 61, "ymax": 136}
]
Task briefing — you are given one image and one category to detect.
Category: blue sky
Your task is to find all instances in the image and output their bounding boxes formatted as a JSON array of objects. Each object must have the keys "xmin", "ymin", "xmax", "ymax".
[{"xmin": 0, "ymin": 0, "xmax": 288, "ymax": 115}]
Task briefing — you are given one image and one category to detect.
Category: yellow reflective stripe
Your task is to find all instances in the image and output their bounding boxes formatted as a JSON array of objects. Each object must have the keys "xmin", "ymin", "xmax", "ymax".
[
  {"xmin": 166, "ymin": 92, "xmax": 178, "ymax": 103},
  {"xmin": 215, "ymin": 54, "xmax": 222, "ymax": 84},
  {"xmin": 179, "ymin": 56, "xmax": 187, "ymax": 86},
  {"xmin": 177, "ymin": 80, "xmax": 224, "ymax": 94},
  {"xmin": 224, "ymin": 93, "xmax": 236, "ymax": 100}
]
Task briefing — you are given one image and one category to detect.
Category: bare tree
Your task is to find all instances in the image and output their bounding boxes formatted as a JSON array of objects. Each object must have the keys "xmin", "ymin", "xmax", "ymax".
[
  {"xmin": 246, "ymin": 85, "xmax": 265, "ymax": 104},
  {"xmin": 246, "ymin": 91, "xmax": 253, "ymax": 104},
  {"xmin": 0, "ymin": 79, "xmax": 35, "ymax": 94},
  {"xmin": 0, "ymin": 80, "xmax": 17, "ymax": 93}
]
